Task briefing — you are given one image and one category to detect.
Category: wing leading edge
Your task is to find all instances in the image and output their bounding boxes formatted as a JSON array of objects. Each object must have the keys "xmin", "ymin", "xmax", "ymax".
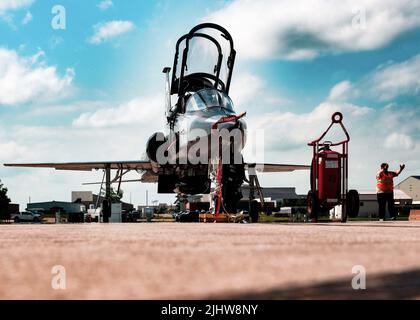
[
  {"xmin": 245, "ymin": 163, "xmax": 310, "ymax": 173},
  {"xmin": 3, "ymin": 161, "xmax": 153, "ymax": 171},
  {"xmin": 4, "ymin": 161, "xmax": 309, "ymax": 173}
]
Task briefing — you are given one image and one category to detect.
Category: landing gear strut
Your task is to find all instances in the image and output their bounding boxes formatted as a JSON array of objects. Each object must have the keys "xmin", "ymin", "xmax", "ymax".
[
  {"xmin": 247, "ymin": 164, "xmax": 265, "ymax": 223},
  {"xmin": 103, "ymin": 164, "xmax": 111, "ymax": 223}
]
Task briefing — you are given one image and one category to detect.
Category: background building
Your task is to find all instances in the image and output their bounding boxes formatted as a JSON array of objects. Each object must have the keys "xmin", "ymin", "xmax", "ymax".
[
  {"xmin": 72, "ymin": 191, "xmax": 134, "ymax": 212},
  {"xmin": 27, "ymin": 201, "xmax": 85, "ymax": 214},
  {"xmin": 358, "ymin": 190, "xmax": 412, "ymax": 218},
  {"xmin": 184, "ymin": 186, "xmax": 303, "ymax": 212},
  {"xmin": 396, "ymin": 176, "xmax": 420, "ymax": 202}
]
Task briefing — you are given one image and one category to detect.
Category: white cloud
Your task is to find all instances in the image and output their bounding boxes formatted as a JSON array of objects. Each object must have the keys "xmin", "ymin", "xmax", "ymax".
[
  {"xmin": 0, "ymin": 141, "xmax": 26, "ymax": 162},
  {"xmin": 365, "ymin": 54, "xmax": 420, "ymax": 101},
  {"xmin": 0, "ymin": 0, "xmax": 33, "ymax": 12},
  {"xmin": 328, "ymin": 81, "xmax": 353, "ymax": 101},
  {"xmin": 229, "ymin": 73, "xmax": 264, "ymax": 108},
  {"xmin": 0, "ymin": 0, "xmax": 34, "ymax": 28},
  {"xmin": 0, "ymin": 48, "xmax": 74, "ymax": 106},
  {"xmin": 385, "ymin": 133, "xmax": 415, "ymax": 150},
  {"xmin": 73, "ymin": 96, "xmax": 164, "ymax": 128},
  {"xmin": 247, "ymin": 101, "xmax": 372, "ymax": 151},
  {"xmin": 328, "ymin": 54, "xmax": 420, "ymax": 102},
  {"xmin": 205, "ymin": 0, "xmax": 420, "ymax": 60},
  {"xmin": 21, "ymin": 10, "xmax": 32, "ymax": 24},
  {"xmin": 88, "ymin": 20, "xmax": 134, "ymax": 44},
  {"xmin": 25, "ymin": 100, "xmax": 107, "ymax": 117},
  {"xmin": 229, "ymin": 73, "xmax": 291, "ymax": 114},
  {"xmin": 97, "ymin": 0, "xmax": 113, "ymax": 11}
]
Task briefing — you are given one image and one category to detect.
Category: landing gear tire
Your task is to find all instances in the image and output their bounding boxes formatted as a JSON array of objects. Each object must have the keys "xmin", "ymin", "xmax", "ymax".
[
  {"xmin": 14, "ymin": 217, "xmax": 20, "ymax": 223},
  {"xmin": 341, "ymin": 206, "xmax": 348, "ymax": 223},
  {"xmin": 221, "ymin": 159, "xmax": 245, "ymax": 214},
  {"xmin": 307, "ymin": 191, "xmax": 319, "ymax": 222},
  {"xmin": 249, "ymin": 200, "xmax": 259, "ymax": 223},
  {"xmin": 346, "ymin": 189, "xmax": 360, "ymax": 219}
]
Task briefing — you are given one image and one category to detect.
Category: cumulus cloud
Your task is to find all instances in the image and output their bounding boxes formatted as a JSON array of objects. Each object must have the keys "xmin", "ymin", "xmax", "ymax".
[
  {"xmin": 88, "ymin": 20, "xmax": 134, "ymax": 44},
  {"xmin": 328, "ymin": 81, "xmax": 353, "ymax": 101},
  {"xmin": 0, "ymin": 141, "xmax": 27, "ymax": 162},
  {"xmin": 97, "ymin": 0, "xmax": 113, "ymax": 11},
  {"xmin": 247, "ymin": 101, "xmax": 372, "ymax": 151},
  {"xmin": 229, "ymin": 73, "xmax": 264, "ymax": 108},
  {"xmin": 25, "ymin": 100, "xmax": 106, "ymax": 117},
  {"xmin": 0, "ymin": 0, "xmax": 34, "ymax": 12},
  {"xmin": 205, "ymin": 0, "xmax": 420, "ymax": 60},
  {"xmin": 73, "ymin": 96, "xmax": 164, "ymax": 128},
  {"xmin": 365, "ymin": 55, "xmax": 420, "ymax": 101},
  {"xmin": 0, "ymin": 48, "xmax": 74, "ymax": 106},
  {"xmin": 385, "ymin": 133, "xmax": 415, "ymax": 150},
  {"xmin": 328, "ymin": 54, "xmax": 420, "ymax": 102},
  {"xmin": 0, "ymin": 0, "xmax": 34, "ymax": 27}
]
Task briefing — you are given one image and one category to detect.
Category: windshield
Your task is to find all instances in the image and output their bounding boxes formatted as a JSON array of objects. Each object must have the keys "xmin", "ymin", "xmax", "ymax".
[{"xmin": 185, "ymin": 89, "xmax": 235, "ymax": 113}]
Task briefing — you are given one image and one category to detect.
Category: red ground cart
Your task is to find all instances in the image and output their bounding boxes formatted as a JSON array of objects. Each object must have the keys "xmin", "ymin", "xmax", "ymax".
[{"xmin": 307, "ymin": 112, "xmax": 360, "ymax": 222}]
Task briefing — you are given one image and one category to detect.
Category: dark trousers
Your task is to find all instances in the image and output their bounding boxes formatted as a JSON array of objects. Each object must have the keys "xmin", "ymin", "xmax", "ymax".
[{"xmin": 377, "ymin": 193, "xmax": 396, "ymax": 219}]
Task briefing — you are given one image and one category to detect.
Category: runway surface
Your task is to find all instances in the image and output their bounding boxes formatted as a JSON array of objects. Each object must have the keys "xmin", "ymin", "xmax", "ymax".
[{"xmin": 0, "ymin": 221, "xmax": 419, "ymax": 299}]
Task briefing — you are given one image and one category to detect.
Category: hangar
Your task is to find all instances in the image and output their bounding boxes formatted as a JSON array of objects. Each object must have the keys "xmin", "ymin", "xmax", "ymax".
[
  {"xmin": 357, "ymin": 190, "xmax": 412, "ymax": 218},
  {"xmin": 396, "ymin": 176, "xmax": 420, "ymax": 202},
  {"xmin": 27, "ymin": 201, "xmax": 85, "ymax": 214},
  {"xmin": 71, "ymin": 191, "xmax": 134, "ymax": 212}
]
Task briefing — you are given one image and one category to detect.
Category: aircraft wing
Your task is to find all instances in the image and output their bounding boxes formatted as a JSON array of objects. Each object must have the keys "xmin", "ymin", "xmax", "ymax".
[
  {"xmin": 4, "ymin": 161, "xmax": 153, "ymax": 172},
  {"xmin": 5, "ymin": 161, "xmax": 308, "ymax": 172},
  {"xmin": 245, "ymin": 163, "xmax": 310, "ymax": 173}
]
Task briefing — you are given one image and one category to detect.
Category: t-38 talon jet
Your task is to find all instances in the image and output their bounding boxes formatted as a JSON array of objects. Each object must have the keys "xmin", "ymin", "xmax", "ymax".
[{"xmin": 4, "ymin": 23, "xmax": 309, "ymax": 222}]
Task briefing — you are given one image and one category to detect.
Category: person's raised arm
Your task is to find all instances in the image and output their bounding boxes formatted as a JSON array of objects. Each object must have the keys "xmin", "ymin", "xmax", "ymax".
[{"xmin": 396, "ymin": 164, "xmax": 406, "ymax": 176}]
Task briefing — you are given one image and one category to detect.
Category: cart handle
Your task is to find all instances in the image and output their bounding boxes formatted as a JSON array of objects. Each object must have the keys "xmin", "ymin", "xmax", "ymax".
[{"xmin": 308, "ymin": 112, "xmax": 350, "ymax": 146}]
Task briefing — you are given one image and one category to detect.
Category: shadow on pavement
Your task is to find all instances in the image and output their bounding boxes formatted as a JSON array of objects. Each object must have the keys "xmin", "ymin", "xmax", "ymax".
[{"xmin": 212, "ymin": 268, "xmax": 420, "ymax": 300}]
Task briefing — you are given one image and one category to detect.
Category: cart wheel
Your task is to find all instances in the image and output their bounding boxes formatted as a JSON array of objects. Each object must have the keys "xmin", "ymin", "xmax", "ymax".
[
  {"xmin": 307, "ymin": 191, "xmax": 319, "ymax": 222},
  {"xmin": 249, "ymin": 200, "xmax": 259, "ymax": 223},
  {"xmin": 347, "ymin": 189, "xmax": 360, "ymax": 218}
]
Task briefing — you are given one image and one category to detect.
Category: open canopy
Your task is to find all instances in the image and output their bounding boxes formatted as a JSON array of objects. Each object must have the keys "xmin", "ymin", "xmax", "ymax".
[{"xmin": 170, "ymin": 23, "xmax": 236, "ymax": 97}]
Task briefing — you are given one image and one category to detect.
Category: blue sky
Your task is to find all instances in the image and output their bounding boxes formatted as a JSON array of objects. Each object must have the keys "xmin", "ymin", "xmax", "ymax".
[{"xmin": 1, "ymin": 0, "xmax": 420, "ymax": 208}]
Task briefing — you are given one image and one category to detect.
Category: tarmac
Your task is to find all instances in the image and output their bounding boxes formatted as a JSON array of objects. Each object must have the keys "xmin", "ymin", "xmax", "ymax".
[{"xmin": 0, "ymin": 221, "xmax": 419, "ymax": 300}]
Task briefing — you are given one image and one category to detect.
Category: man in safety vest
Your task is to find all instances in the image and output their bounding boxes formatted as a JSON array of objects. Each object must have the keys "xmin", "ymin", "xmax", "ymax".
[{"xmin": 376, "ymin": 163, "xmax": 405, "ymax": 221}]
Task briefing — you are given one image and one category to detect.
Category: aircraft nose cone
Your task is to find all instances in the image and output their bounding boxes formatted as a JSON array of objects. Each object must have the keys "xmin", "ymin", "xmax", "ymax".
[{"xmin": 216, "ymin": 121, "xmax": 236, "ymax": 131}]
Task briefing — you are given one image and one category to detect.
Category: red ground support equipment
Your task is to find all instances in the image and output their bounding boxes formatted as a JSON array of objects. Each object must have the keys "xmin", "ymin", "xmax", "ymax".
[
  {"xmin": 307, "ymin": 112, "xmax": 359, "ymax": 222},
  {"xmin": 212, "ymin": 112, "xmax": 246, "ymax": 217}
]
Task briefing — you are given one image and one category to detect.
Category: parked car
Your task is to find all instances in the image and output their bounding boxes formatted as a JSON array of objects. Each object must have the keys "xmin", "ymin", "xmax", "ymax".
[
  {"xmin": 13, "ymin": 211, "xmax": 43, "ymax": 223},
  {"xmin": 125, "ymin": 210, "xmax": 140, "ymax": 222},
  {"xmin": 85, "ymin": 207, "xmax": 101, "ymax": 222}
]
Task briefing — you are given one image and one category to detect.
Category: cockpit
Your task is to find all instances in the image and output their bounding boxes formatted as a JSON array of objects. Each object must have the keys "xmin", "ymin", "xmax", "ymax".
[{"xmin": 185, "ymin": 89, "xmax": 235, "ymax": 114}]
